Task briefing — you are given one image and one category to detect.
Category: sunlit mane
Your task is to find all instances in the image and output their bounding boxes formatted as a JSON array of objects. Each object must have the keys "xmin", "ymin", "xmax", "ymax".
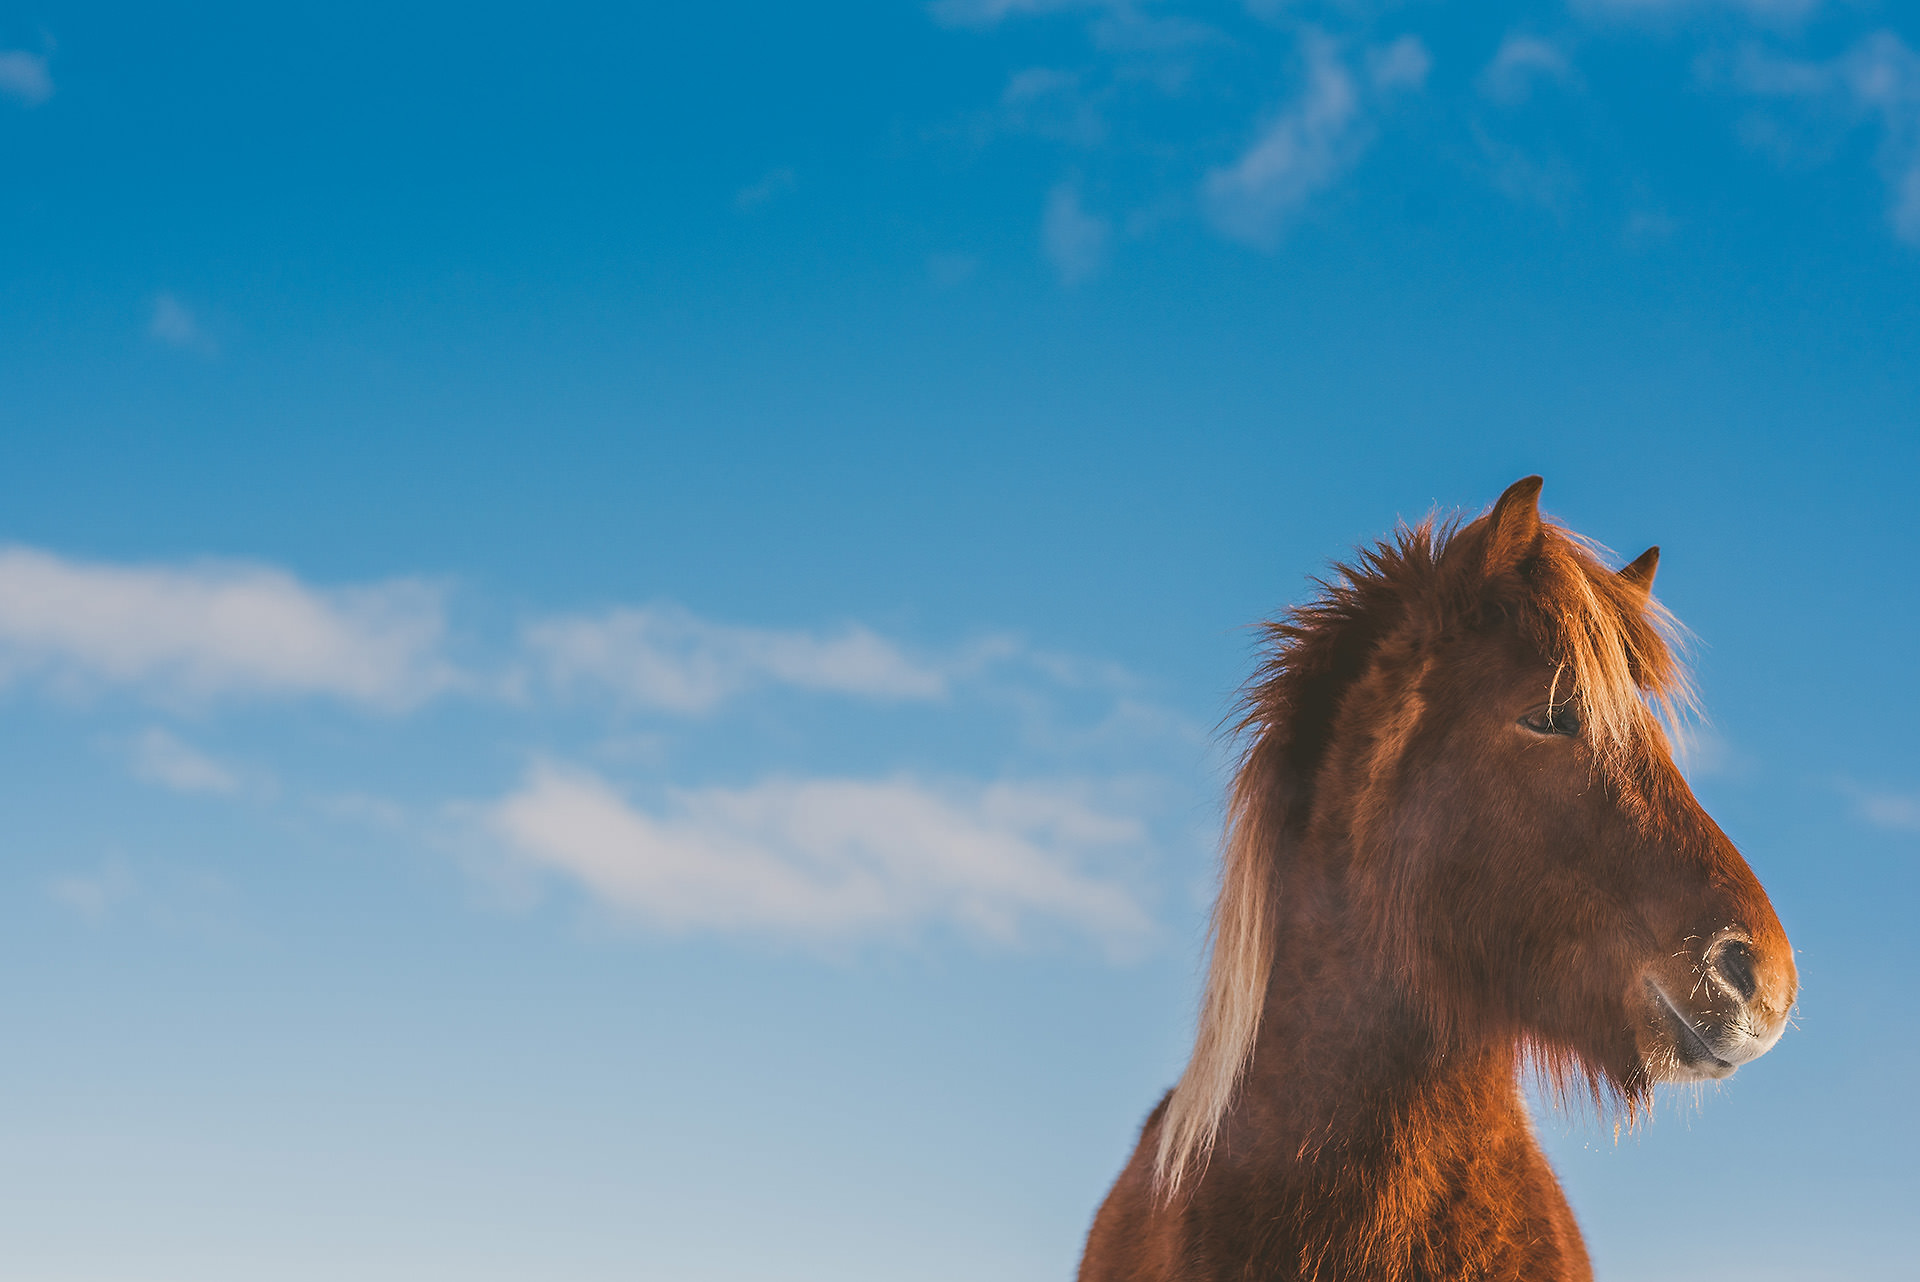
[{"xmin": 1151, "ymin": 509, "xmax": 1696, "ymax": 1196}]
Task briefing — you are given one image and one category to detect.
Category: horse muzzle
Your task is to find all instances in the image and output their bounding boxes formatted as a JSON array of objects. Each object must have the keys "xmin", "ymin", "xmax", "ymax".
[{"xmin": 1639, "ymin": 932, "xmax": 1795, "ymax": 1083}]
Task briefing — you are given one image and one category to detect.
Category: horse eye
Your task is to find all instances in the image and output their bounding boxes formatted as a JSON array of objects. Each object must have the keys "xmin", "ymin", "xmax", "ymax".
[{"xmin": 1519, "ymin": 705, "xmax": 1581, "ymax": 736}]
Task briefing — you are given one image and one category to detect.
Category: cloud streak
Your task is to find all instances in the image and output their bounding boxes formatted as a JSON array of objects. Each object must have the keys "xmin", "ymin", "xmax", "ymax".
[
  {"xmin": 1202, "ymin": 34, "xmax": 1428, "ymax": 248},
  {"xmin": 0, "ymin": 546, "xmax": 452, "ymax": 707},
  {"xmin": 129, "ymin": 728, "xmax": 240, "ymax": 794},
  {"xmin": 1731, "ymin": 31, "xmax": 1920, "ymax": 243},
  {"xmin": 1573, "ymin": 0, "xmax": 1820, "ymax": 21},
  {"xmin": 929, "ymin": 0, "xmax": 1115, "ymax": 29},
  {"xmin": 0, "ymin": 49, "xmax": 51, "ymax": 106},
  {"xmin": 1844, "ymin": 783, "xmax": 1920, "ymax": 833},
  {"xmin": 1003, "ymin": 68, "xmax": 1105, "ymax": 146},
  {"xmin": 1042, "ymin": 181, "xmax": 1111, "ymax": 284},
  {"xmin": 0, "ymin": 544, "xmax": 1039, "ymax": 718},
  {"xmin": 1479, "ymin": 36, "xmax": 1578, "ymax": 105},
  {"xmin": 3, "ymin": 539, "xmax": 1183, "ymax": 954},
  {"xmin": 526, "ymin": 604, "xmax": 959, "ymax": 713},
  {"xmin": 149, "ymin": 294, "xmax": 219, "ymax": 356},
  {"xmin": 487, "ymin": 765, "xmax": 1152, "ymax": 944},
  {"xmin": 735, "ymin": 166, "xmax": 796, "ymax": 210},
  {"xmin": 49, "ymin": 861, "xmax": 135, "ymax": 922}
]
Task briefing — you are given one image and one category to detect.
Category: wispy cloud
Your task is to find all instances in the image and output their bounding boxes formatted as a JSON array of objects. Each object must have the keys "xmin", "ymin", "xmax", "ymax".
[
  {"xmin": 1625, "ymin": 205, "xmax": 1681, "ymax": 245},
  {"xmin": 487, "ymin": 764, "xmax": 1152, "ymax": 944},
  {"xmin": 1672, "ymin": 727, "xmax": 1749, "ymax": 779},
  {"xmin": 1042, "ymin": 181, "xmax": 1110, "ymax": 284},
  {"xmin": 525, "ymin": 604, "xmax": 960, "ymax": 714},
  {"xmin": 1092, "ymin": 10, "xmax": 1213, "ymax": 56},
  {"xmin": 735, "ymin": 166, "xmax": 796, "ymax": 210},
  {"xmin": 929, "ymin": 0, "xmax": 1115, "ymax": 29},
  {"xmin": 1479, "ymin": 35, "xmax": 1579, "ymax": 104},
  {"xmin": 1201, "ymin": 34, "xmax": 1428, "ymax": 248},
  {"xmin": 49, "ymin": 860, "xmax": 135, "ymax": 922},
  {"xmin": 0, "ymin": 49, "xmax": 52, "ymax": 106},
  {"xmin": 0, "ymin": 546, "xmax": 453, "ymax": 707},
  {"xmin": 927, "ymin": 251, "xmax": 981, "ymax": 288},
  {"xmin": 1003, "ymin": 67, "xmax": 1105, "ymax": 146},
  {"xmin": 1729, "ymin": 31, "xmax": 1920, "ymax": 243},
  {"xmin": 1842, "ymin": 781, "xmax": 1920, "ymax": 833},
  {"xmin": 129, "ymin": 728, "xmax": 240, "ymax": 795},
  {"xmin": 149, "ymin": 293, "xmax": 219, "ymax": 356},
  {"xmin": 1573, "ymin": 0, "xmax": 1820, "ymax": 22},
  {"xmin": 1472, "ymin": 120, "xmax": 1583, "ymax": 210},
  {"xmin": 6, "ymin": 537, "xmax": 1188, "ymax": 954},
  {"xmin": 1368, "ymin": 35, "xmax": 1433, "ymax": 93},
  {"xmin": 931, "ymin": 0, "xmax": 1200, "ymax": 43},
  {"xmin": 1202, "ymin": 31, "xmax": 1362, "ymax": 245},
  {"xmin": 934, "ymin": 11, "xmax": 1447, "ymax": 260}
]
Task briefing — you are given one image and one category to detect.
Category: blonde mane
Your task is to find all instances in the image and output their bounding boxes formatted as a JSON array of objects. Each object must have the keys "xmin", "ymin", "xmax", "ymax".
[{"xmin": 1151, "ymin": 501, "xmax": 1695, "ymax": 1196}]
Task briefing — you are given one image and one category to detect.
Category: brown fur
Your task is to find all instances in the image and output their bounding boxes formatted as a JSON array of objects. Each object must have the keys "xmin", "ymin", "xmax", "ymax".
[{"xmin": 1082, "ymin": 478, "xmax": 1796, "ymax": 1282}]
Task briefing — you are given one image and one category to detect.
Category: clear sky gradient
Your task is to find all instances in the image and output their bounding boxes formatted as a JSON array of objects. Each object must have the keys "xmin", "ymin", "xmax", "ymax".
[{"xmin": 2, "ymin": 3, "xmax": 1917, "ymax": 1280}]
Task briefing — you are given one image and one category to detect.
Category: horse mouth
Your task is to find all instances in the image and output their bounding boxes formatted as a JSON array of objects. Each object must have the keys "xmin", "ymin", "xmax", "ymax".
[{"xmin": 1645, "ymin": 979, "xmax": 1735, "ymax": 1079}]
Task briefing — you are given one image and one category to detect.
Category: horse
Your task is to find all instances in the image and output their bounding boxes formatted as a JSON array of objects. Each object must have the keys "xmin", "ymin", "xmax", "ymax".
[{"xmin": 1078, "ymin": 477, "xmax": 1796, "ymax": 1282}]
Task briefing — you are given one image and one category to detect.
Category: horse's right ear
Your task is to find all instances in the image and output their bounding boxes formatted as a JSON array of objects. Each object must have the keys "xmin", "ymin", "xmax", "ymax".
[{"xmin": 1483, "ymin": 475, "xmax": 1545, "ymax": 571}]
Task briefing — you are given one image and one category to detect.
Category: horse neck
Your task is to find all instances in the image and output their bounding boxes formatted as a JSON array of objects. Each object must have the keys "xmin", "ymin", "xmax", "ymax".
[
  {"xmin": 1191, "ymin": 823, "xmax": 1591, "ymax": 1280},
  {"xmin": 1226, "ymin": 822, "xmax": 1536, "ymax": 1201}
]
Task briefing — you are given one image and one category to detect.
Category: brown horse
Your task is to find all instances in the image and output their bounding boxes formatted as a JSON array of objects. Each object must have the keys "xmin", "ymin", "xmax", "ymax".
[{"xmin": 1079, "ymin": 477, "xmax": 1795, "ymax": 1282}]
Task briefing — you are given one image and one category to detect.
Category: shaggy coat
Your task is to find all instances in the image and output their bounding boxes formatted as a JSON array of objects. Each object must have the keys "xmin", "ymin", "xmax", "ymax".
[{"xmin": 1079, "ymin": 477, "xmax": 1796, "ymax": 1282}]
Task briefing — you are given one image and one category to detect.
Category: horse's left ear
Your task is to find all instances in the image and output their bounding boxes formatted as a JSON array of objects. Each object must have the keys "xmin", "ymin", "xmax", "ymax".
[
  {"xmin": 1483, "ymin": 475, "xmax": 1545, "ymax": 570},
  {"xmin": 1619, "ymin": 546, "xmax": 1660, "ymax": 598}
]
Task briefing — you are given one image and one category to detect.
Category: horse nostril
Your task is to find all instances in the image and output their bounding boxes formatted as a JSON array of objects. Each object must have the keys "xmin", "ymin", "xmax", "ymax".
[{"xmin": 1713, "ymin": 940, "xmax": 1759, "ymax": 1003}]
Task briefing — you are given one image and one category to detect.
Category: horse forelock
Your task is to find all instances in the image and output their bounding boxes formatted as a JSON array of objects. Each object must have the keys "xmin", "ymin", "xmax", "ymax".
[
  {"xmin": 1496, "ymin": 524, "xmax": 1697, "ymax": 777},
  {"xmin": 1152, "ymin": 506, "xmax": 1695, "ymax": 1197}
]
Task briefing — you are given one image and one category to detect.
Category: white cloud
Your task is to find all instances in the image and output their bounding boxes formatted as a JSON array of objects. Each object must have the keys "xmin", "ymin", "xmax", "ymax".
[
  {"xmin": 1844, "ymin": 784, "xmax": 1920, "ymax": 833},
  {"xmin": 149, "ymin": 293, "xmax": 218, "ymax": 356},
  {"xmin": 1368, "ymin": 35, "xmax": 1432, "ymax": 94},
  {"xmin": 1472, "ymin": 120, "xmax": 1582, "ymax": 209},
  {"xmin": 1732, "ymin": 32, "xmax": 1920, "ymax": 242},
  {"xmin": 526, "ymin": 604, "xmax": 953, "ymax": 713},
  {"xmin": 1088, "ymin": 8, "xmax": 1213, "ymax": 55},
  {"xmin": 1860, "ymin": 793, "xmax": 1920, "ymax": 831},
  {"xmin": 0, "ymin": 546, "xmax": 452, "ymax": 707},
  {"xmin": 1670, "ymin": 726, "xmax": 1740, "ymax": 777},
  {"xmin": 49, "ymin": 860, "xmax": 134, "ymax": 922},
  {"xmin": 1041, "ymin": 181, "xmax": 1110, "ymax": 285},
  {"xmin": 1479, "ymin": 35, "xmax": 1577, "ymax": 104},
  {"xmin": 735, "ymin": 166, "xmax": 796, "ymax": 210},
  {"xmin": 1201, "ymin": 34, "xmax": 1427, "ymax": 248},
  {"xmin": 487, "ymin": 764, "xmax": 1152, "ymax": 944},
  {"xmin": 928, "ymin": 251, "xmax": 981, "ymax": 288},
  {"xmin": 320, "ymin": 791, "xmax": 413, "ymax": 832},
  {"xmin": 0, "ymin": 50, "xmax": 51, "ymax": 106},
  {"xmin": 1003, "ymin": 67, "xmax": 1105, "ymax": 145},
  {"xmin": 929, "ymin": 0, "xmax": 1109, "ymax": 29},
  {"xmin": 1573, "ymin": 0, "xmax": 1819, "ymax": 21},
  {"xmin": 129, "ymin": 728, "xmax": 239, "ymax": 794},
  {"xmin": 931, "ymin": 0, "xmax": 1212, "ymax": 56},
  {"xmin": 1625, "ymin": 206, "xmax": 1680, "ymax": 244}
]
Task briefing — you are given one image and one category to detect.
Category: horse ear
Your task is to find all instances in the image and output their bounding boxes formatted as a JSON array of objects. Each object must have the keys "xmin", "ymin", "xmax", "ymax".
[
  {"xmin": 1483, "ymin": 475, "xmax": 1545, "ymax": 570},
  {"xmin": 1619, "ymin": 546, "xmax": 1660, "ymax": 598}
]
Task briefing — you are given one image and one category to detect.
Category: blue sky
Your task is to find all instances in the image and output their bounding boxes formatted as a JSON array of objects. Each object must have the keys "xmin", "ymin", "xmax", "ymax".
[{"xmin": 2, "ymin": 2, "xmax": 1918, "ymax": 1279}]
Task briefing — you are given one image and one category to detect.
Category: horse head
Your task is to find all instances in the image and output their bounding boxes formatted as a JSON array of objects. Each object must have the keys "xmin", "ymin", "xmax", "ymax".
[
  {"xmin": 1343, "ymin": 475, "xmax": 1796, "ymax": 1103},
  {"xmin": 1153, "ymin": 475, "xmax": 1796, "ymax": 1195}
]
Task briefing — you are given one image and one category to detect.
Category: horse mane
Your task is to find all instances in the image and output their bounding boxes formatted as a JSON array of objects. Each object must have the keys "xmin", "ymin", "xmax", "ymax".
[{"xmin": 1152, "ymin": 496, "xmax": 1695, "ymax": 1196}]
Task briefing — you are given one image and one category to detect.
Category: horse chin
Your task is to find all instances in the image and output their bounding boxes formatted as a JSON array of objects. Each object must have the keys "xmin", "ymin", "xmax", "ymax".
[{"xmin": 1641, "ymin": 978, "xmax": 1740, "ymax": 1083}]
